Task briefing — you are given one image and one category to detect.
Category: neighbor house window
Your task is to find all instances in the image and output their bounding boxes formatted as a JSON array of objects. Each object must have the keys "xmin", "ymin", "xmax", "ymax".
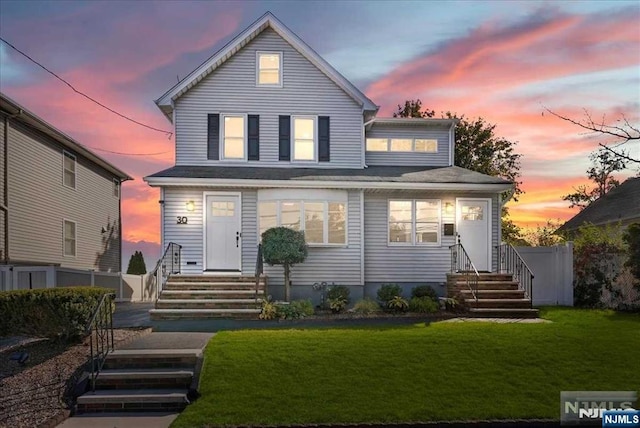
[
  {"xmin": 222, "ymin": 115, "xmax": 245, "ymax": 159},
  {"xmin": 389, "ymin": 199, "xmax": 440, "ymax": 245},
  {"xmin": 257, "ymin": 52, "xmax": 282, "ymax": 86},
  {"xmin": 292, "ymin": 116, "xmax": 316, "ymax": 161},
  {"xmin": 63, "ymin": 220, "xmax": 76, "ymax": 257},
  {"xmin": 113, "ymin": 179, "xmax": 120, "ymax": 198},
  {"xmin": 365, "ymin": 138, "xmax": 438, "ymax": 153},
  {"xmin": 258, "ymin": 200, "xmax": 347, "ymax": 245},
  {"xmin": 63, "ymin": 151, "xmax": 76, "ymax": 189}
]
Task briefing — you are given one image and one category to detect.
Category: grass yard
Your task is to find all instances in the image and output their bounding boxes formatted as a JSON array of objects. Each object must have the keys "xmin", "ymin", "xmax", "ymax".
[{"xmin": 172, "ymin": 308, "xmax": 640, "ymax": 427}]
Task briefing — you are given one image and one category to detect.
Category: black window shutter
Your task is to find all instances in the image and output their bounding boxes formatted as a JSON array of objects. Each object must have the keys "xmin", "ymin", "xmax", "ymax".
[
  {"xmin": 248, "ymin": 115, "xmax": 260, "ymax": 161},
  {"xmin": 207, "ymin": 114, "xmax": 220, "ymax": 160},
  {"xmin": 318, "ymin": 116, "xmax": 330, "ymax": 162},
  {"xmin": 279, "ymin": 115, "xmax": 291, "ymax": 161}
]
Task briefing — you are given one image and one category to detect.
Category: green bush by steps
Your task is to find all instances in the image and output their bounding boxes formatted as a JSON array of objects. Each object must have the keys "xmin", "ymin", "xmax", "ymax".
[{"xmin": 0, "ymin": 287, "xmax": 113, "ymax": 341}]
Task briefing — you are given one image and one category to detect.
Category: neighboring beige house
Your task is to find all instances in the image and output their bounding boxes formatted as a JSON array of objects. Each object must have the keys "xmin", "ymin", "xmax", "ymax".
[{"xmin": 0, "ymin": 92, "xmax": 132, "ymax": 274}]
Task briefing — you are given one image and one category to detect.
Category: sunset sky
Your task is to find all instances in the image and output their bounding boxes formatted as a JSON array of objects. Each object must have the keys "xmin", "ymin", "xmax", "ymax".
[{"xmin": 1, "ymin": 0, "xmax": 638, "ymax": 268}]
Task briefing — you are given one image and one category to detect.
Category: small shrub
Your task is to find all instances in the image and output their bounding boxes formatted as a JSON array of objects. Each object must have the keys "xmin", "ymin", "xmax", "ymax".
[
  {"xmin": 408, "ymin": 297, "xmax": 439, "ymax": 313},
  {"xmin": 386, "ymin": 296, "xmax": 409, "ymax": 313},
  {"xmin": 377, "ymin": 283, "xmax": 402, "ymax": 305},
  {"xmin": 289, "ymin": 299, "xmax": 314, "ymax": 317},
  {"xmin": 446, "ymin": 293, "xmax": 468, "ymax": 313},
  {"xmin": 328, "ymin": 297, "xmax": 347, "ymax": 313},
  {"xmin": 327, "ymin": 285, "xmax": 350, "ymax": 304},
  {"xmin": 353, "ymin": 298, "xmax": 381, "ymax": 315},
  {"xmin": 411, "ymin": 285, "xmax": 438, "ymax": 301},
  {"xmin": 261, "ymin": 227, "xmax": 308, "ymax": 302},
  {"xmin": 259, "ymin": 299, "xmax": 278, "ymax": 320},
  {"xmin": 0, "ymin": 287, "xmax": 113, "ymax": 341}
]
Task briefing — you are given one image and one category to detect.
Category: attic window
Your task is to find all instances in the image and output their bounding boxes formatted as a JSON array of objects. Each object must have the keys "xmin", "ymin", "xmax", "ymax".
[{"xmin": 257, "ymin": 52, "xmax": 282, "ymax": 86}]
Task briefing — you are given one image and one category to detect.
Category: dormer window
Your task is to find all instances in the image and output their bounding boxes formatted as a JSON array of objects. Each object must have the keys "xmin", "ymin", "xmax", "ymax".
[{"xmin": 257, "ymin": 52, "xmax": 282, "ymax": 86}]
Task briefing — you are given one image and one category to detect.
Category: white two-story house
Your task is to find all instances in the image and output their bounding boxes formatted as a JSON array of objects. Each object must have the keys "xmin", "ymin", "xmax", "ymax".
[{"xmin": 144, "ymin": 12, "xmax": 513, "ymax": 305}]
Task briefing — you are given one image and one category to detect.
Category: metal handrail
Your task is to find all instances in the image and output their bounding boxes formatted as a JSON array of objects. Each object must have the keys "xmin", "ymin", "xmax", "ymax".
[
  {"xmin": 150, "ymin": 242, "xmax": 182, "ymax": 302},
  {"xmin": 85, "ymin": 292, "xmax": 115, "ymax": 392},
  {"xmin": 255, "ymin": 243, "xmax": 264, "ymax": 301},
  {"xmin": 449, "ymin": 242, "xmax": 479, "ymax": 304},
  {"xmin": 496, "ymin": 243, "xmax": 534, "ymax": 307}
]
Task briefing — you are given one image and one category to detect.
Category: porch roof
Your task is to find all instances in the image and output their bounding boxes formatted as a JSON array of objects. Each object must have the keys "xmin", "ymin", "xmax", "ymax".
[{"xmin": 145, "ymin": 165, "xmax": 512, "ymax": 192}]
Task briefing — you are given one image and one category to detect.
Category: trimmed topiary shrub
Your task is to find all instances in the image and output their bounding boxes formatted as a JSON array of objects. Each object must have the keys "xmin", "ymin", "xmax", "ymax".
[
  {"xmin": 262, "ymin": 227, "xmax": 308, "ymax": 302},
  {"xmin": 377, "ymin": 283, "xmax": 402, "ymax": 306},
  {"xmin": 411, "ymin": 285, "xmax": 438, "ymax": 301},
  {"xmin": 409, "ymin": 297, "xmax": 439, "ymax": 313},
  {"xmin": 0, "ymin": 287, "xmax": 113, "ymax": 341}
]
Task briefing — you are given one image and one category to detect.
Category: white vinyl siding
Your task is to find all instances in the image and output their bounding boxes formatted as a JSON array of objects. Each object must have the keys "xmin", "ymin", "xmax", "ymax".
[
  {"xmin": 175, "ymin": 28, "xmax": 363, "ymax": 168},
  {"xmin": 365, "ymin": 191, "xmax": 499, "ymax": 283},
  {"xmin": 5, "ymin": 118, "xmax": 121, "ymax": 271},
  {"xmin": 163, "ymin": 187, "xmax": 362, "ymax": 285},
  {"xmin": 365, "ymin": 124, "xmax": 451, "ymax": 166},
  {"xmin": 63, "ymin": 151, "xmax": 76, "ymax": 189},
  {"xmin": 63, "ymin": 219, "xmax": 76, "ymax": 257}
]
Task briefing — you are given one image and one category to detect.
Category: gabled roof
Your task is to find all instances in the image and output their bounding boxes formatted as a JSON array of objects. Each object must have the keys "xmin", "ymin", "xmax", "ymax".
[
  {"xmin": 145, "ymin": 165, "xmax": 512, "ymax": 192},
  {"xmin": 155, "ymin": 12, "xmax": 378, "ymax": 121},
  {"xmin": 557, "ymin": 177, "xmax": 640, "ymax": 233},
  {"xmin": 1, "ymin": 93, "xmax": 132, "ymax": 181}
]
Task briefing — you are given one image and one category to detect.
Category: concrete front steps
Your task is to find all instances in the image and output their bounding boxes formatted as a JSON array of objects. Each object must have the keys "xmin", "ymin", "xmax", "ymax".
[
  {"xmin": 150, "ymin": 275, "xmax": 266, "ymax": 320},
  {"xmin": 447, "ymin": 273, "xmax": 539, "ymax": 318},
  {"xmin": 76, "ymin": 348, "xmax": 201, "ymax": 413}
]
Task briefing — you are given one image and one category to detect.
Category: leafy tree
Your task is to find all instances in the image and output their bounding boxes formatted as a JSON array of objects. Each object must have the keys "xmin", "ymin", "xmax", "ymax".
[
  {"xmin": 126, "ymin": 250, "xmax": 147, "ymax": 275},
  {"xmin": 261, "ymin": 227, "xmax": 308, "ymax": 302},
  {"xmin": 563, "ymin": 148, "xmax": 627, "ymax": 210},
  {"xmin": 523, "ymin": 219, "xmax": 566, "ymax": 247},
  {"xmin": 623, "ymin": 223, "xmax": 640, "ymax": 286},
  {"xmin": 394, "ymin": 101, "xmax": 524, "ymax": 243}
]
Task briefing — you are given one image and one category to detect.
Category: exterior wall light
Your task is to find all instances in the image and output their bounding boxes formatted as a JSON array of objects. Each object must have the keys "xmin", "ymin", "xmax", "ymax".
[{"xmin": 186, "ymin": 201, "xmax": 195, "ymax": 212}]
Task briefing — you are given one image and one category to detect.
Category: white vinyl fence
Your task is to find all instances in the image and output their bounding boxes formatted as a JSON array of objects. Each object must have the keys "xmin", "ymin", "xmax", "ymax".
[
  {"xmin": 513, "ymin": 243, "xmax": 574, "ymax": 306},
  {"xmin": 0, "ymin": 265, "xmax": 158, "ymax": 302}
]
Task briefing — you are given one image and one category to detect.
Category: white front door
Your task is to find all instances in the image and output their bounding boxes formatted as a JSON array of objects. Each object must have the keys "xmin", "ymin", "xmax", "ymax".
[
  {"xmin": 456, "ymin": 198, "xmax": 491, "ymax": 272},
  {"xmin": 205, "ymin": 194, "xmax": 241, "ymax": 271}
]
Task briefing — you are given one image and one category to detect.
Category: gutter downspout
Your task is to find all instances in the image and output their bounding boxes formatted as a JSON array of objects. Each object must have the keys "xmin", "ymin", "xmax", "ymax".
[
  {"xmin": 449, "ymin": 121, "xmax": 456, "ymax": 166},
  {"xmin": 362, "ymin": 118, "xmax": 376, "ymax": 169}
]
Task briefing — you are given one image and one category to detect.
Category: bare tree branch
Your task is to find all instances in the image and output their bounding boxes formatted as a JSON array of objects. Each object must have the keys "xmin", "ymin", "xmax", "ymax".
[{"xmin": 599, "ymin": 143, "xmax": 640, "ymax": 164}]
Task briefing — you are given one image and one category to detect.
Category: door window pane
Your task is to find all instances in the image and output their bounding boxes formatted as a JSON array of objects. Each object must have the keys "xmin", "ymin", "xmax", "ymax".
[
  {"xmin": 462, "ymin": 205, "xmax": 483, "ymax": 221},
  {"xmin": 212, "ymin": 201, "xmax": 234, "ymax": 217},
  {"xmin": 304, "ymin": 202, "xmax": 324, "ymax": 243}
]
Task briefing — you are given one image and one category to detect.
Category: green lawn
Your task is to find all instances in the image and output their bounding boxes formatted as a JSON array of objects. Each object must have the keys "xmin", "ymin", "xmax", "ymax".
[{"xmin": 172, "ymin": 308, "xmax": 640, "ymax": 427}]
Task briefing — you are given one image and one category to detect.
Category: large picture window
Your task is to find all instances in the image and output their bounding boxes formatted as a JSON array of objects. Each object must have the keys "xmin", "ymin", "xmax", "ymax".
[
  {"xmin": 389, "ymin": 199, "xmax": 440, "ymax": 245},
  {"xmin": 259, "ymin": 200, "xmax": 346, "ymax": 245}
]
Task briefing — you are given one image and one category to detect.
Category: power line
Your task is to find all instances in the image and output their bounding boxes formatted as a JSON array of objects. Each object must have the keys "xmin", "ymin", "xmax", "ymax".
[
  {"xmin": 83, "ymin": 145, "xmax": 170, "ymax": 157},
  {"xmin": 0, "ymin": 36, "xmax": 174, "ymax": 139}
]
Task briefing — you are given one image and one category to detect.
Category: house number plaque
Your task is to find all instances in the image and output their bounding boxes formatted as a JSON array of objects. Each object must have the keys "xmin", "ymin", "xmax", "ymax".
[{"xmin": 177, "ymin": 216, "xmax": 188, "ymax": 224}]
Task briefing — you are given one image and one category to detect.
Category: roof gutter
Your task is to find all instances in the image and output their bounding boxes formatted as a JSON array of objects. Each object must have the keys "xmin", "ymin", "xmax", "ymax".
[{"xmin": 144, "ymin": 176, "xmax": 512, "ymax": 192}]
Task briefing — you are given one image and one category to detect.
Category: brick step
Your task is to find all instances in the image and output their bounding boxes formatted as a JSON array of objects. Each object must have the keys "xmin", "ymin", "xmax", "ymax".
[
  {"xmin": 168, "ymin": 275, "xmax": 265, "ymax": 283},
  {"xmin": 103, "ymin": 349, "xmax": 201, "ymax": 370},
  {"xmin": 149, "ymin": 308, "xmax": 261, "ymax": 320},
  {"xmin": 467, "ymin": 308, "xmax": 540, "ymax": 318},
  {"xmin": 160, "ymin": 289, "xmax": 264, "ymax": 299},
  {"xmin": 76, "ymin": 389, "xmax": 189, "ymax": 413},
  {"xmin": 156, "ymin": 298, "xmax": 262, "ymax": 309},
  {"xmin": 468, "ymin": 298, "xmax": 533, "ymax": 309},
  {"xmin": 95, "ymin": 368, "xmax": 194, "ymax": 390},
  {"xmin": 164, "ymin": 282, "xmax": 264, "ymax": 291},
  {"xmin": 460, "ymin": 289, "xmax": 525, "ymax": 299}
]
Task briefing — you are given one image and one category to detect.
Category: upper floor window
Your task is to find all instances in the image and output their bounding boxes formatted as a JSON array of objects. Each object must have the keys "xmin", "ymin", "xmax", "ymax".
[
  {"xmin": 222, "ymin": 115, "xmax": 246, "ymax": 160},
  {"xmin": 389, "ymin": 199, "xmax": 441, "ymax": 245},
  {"xmin": 366, "ymin": 138, "xmax": 438, "ymax": 153},
  {"xmin": 257, "ymin": 52, "xmax": 282, "ymax": 86},
  {"xmin": 292, "ymin": 116, "xmax": 316, "ymax": 161},
  {"xmin": 63, "ymin": 151, "xmax": 76, "ymax": 189},
  {"xmin": 63, "ymin": 219, "xmax": 76, "ymax": 257},
  {"xmin": 113, "ymin": 179, "xmax": 120, "ymax": 198}
]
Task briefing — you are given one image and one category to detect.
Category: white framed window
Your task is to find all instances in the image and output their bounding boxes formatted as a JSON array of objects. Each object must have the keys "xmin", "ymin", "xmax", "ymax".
[
  {"xmin": 113, "ymin": 179, "xmax": 120, "ymax": 198},
  {"xmin": 388, "ymin": 199, "xmax": 441, "ymax": 245},
  {"xmin": 365, "ymin": 138, "xmax": 438, "ymax": 153},
  {"xmin": 292, "ymin": 116, "xmax": 316, "ymax": 161},
  {"xmin": 256, "ymin": 51, "xmax": 282, "ymax": 86},
  {"xmin": 258, "ymin": 200, "xmax": 347, "ymax": 245},
  {"xmin": 221, "ymin": 114, "xmax": 246, "ymax": 160},
  {"xmin": 63, "ymin": 219, "xmax": 77, "ymax": 257},
  {"xmin": 63, "ymin": 151, "xmax": 76, "ymax": 189}
]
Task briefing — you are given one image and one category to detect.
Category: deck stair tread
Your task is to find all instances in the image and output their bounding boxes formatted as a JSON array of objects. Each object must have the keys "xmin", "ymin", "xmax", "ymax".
[
  {"xmin": 98, "ymin": 368, "xmax": 194, "ymax": 379},
  {"xmin": 77, "ymin": 389, "xmax": 188, "ymax": 403},
  {"xmin": 157, "ymin": 298, "xmax": 262, "ymax": 304},
  {"xmin": 150, "ymin": 308, "xmax": 261, "ymax": 313}
]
